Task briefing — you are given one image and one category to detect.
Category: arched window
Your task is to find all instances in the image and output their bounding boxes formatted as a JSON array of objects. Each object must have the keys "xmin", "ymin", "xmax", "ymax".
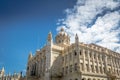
[
  {"xmin": 82, "ymin": 78, "xmax": 85, "ymax": 80},
  {"xmin": 74, "ymin": 51, "xmax": 77, "ymax": 56},
  {"xmin": 88, "ymin": 78, "xmax": 91, "ymax": 80}
]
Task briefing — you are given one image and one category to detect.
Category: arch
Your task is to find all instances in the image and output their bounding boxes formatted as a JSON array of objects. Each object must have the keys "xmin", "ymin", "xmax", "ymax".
[
  {"xmin": 82, "ymin": 78, "xmax": 86, "ymax": 80},
  {"xmin": 88, "ymin": 78, "xmax": 91, "ymax": 80},
  {"xmin": 75, "ymin": 78, "xmax": 78, "ymax": 80},
  {"xmin": 93, "ymin": 78, "xmax": 96, "ymax": 80}
]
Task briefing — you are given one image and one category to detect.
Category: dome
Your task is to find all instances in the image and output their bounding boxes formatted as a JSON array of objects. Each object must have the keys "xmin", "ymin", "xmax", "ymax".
[
  {"xmin": 55, "ymin": 27, "xmax": 70, "ymax": 45},
  {"xmin": 58, "ymin": 28, "xmax": 68, "ymax": 36}
]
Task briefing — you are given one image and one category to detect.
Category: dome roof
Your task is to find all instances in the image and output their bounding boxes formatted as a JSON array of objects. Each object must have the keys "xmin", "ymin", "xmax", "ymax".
[
  {"xmin": 58, "ymin": 28, "xmax": 68, "ymax": 36},
  {"xmin": 55, "ymin": 27, "xmax": 70, "ymax": 45}
]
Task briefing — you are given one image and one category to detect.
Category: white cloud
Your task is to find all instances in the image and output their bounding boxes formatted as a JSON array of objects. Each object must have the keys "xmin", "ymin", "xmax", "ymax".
[{"xmin": 57, "ymin": 0, "xmax": 120, "ymax": 53}]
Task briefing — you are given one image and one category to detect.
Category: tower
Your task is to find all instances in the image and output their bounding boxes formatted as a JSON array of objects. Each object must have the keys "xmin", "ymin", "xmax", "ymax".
[
  {"xmin": 45, "ymin": 32, "xmax": 53, "ymax": 80},
  {"xmin": 0, "ymin": 67, "xmax": 5, "ymax": 77},
  {"xmin": 75, "ymin": 33, "xmax": 79, "ymax": 44},
  {"xmin": 26, "ymin": 52, "xmax": 33, "ymax": 78},
  {"xmin": 47, "ymin": 31, "xmax": 53, "ymax": 45},
  {"xmin": 28, "ymin": 52, "xmax": 33, "ymax": 60},
  {"xmin": 1, "ymin": 67, "xmax": 4, "ymax": 73},
  {"xmin": 55, "ymin": 28, "xmax": 70, "ymax": 45}
]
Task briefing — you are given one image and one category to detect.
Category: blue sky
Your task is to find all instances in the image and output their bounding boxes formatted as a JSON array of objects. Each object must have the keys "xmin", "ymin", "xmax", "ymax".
[{"xmin": 0, "ymin": 0, "xmax": 76, "ymax": 74}]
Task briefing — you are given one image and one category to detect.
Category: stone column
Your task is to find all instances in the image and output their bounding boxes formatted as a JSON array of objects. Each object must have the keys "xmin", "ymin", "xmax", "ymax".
[
  {"xmin": 110, "ymin": 56, "xmax": 113, "ymax": 73},
  {"xmin": 92, "ymin": 52, "xmax": 95, "ymax": 73},
  {"xmin": 116, "ymin": 59, "xmax": 119, "ymax": 75},
  {"xmin": 96, "ymin": 53, "xmax": 99, "ymax": 73},
  {"xmin": 114, "ymin": 58, "xmax": 117, "ymax": 73},
  {"xmin": 88, "ymin": 50, "xmax": 91, "ymax": 72},
  {"xmin": 100, "ymin": 55, "xmax": 104, "ymax": 74},
  {"xmin": 104, "ymin": 55, "xmax": 107, "ymax": 73},
  {"xmin": 83, "ymin": 49, "xmax": 86, "ymax": 72}
]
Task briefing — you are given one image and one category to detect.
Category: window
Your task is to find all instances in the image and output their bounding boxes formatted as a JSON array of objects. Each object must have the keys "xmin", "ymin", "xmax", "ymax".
[
  {"xmin": 88, "ymin": 78, "xmax": 91, "ymax": 80},
  {"xmin": 94, "ymin": 54, "xmax": 96, "ymax": 59},
  {"xmin": 74, "ymin": 51, "xmax": 77, "ymax": 56},
  {"xmin": 100, "ymin": 66, "xmax": 102, "ymax": 73},
  {"xmin": 80, "ymin": 50, "xmax": 82, "ymax": 55},
  {"xmin": 69, "ymin": 65, "xmax": 72, "ymax": 72},
  {"xmin": 103, "ymin": 67, "xmax": 105, "ymax": 73},
  {"xmin": 62, "ymin": 68, "xmax": 64, "ymax": 74},
  {"xmin": 81, "ymin": 63, "xmax": 83, "ymax": 70},
  {"xmin": 69, "ymin": 53, "xmax": 72, "ymax": 60},
  {"xmin": 62, "ymin": 57, "xmax": 64, "ymax": 61},
  {"xmin": 65, "ymin": 55, "xmax": 67, "ymax": 62},
  {"xmin": 82, "ymin": 78, "xmax": 85, "ymax": 80},
  {"xmin": 59, "ymin": 40, "xmax": 61, "ymax": 43},
  {"xmin": 66, "ymin": 66, "xmax": 68, "ymax": 74},
  {"xmin": 27, "ymin": 66, "xmax": 29, "ymax": 70},
  {"xmin": 95, "ymin": 66, "xmax": 98, "ymax": 73},
  {"xmin": 74, "ymin": 63, "xmax": 77, "ymax": 71},
  {"xmin": 90, "ymin": 52, "xmax": 92, "ymax": 58},
  {"xmin": 86, "ymin": 64, "xmax": 88, "ymax": 71},
  {"xmin": 91, "ymin": 65, "xmax": 93, "ymax": 72},
  {"xmin": 85, "ymin": 50, "xmax": 87, "ymax": 57}
]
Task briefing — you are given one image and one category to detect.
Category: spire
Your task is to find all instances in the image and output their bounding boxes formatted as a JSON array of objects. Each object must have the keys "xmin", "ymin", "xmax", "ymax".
[
  {"xmin": 28, "ymin": 52, "xmax": 33, "ymax": 60},
  {"xmin": 47, "ymin": 31, "xmax": 53, "ymax": 45},
  {"xmin": 2, "ymin": 67, "xmax": 4, "ymax": 72},
  {"xmin": 75, "ymin": 33, "xmax": 79, "ymax": 43},
  {"xmin": 48, "ymin": 31, "xmax": 52, "ymax": 41}
]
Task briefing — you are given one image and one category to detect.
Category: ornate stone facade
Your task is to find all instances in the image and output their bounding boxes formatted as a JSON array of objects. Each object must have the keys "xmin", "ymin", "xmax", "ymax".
[
  {"xmin": 26, "ymin": 28, "xmax": 120, "ymax": 80},
  {"xmin": 0, "ymin": 67, "xmax": 26, "ymax": 80},
  {"xmin": 0, "ymin": 67, "xmax": 4, "ymax": 80}
]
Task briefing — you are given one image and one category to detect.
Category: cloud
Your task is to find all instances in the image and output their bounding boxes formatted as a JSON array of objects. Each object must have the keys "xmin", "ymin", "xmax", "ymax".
[{"xmin": 57, "ymin": 0, "xmax": 120, "ymax": 53}]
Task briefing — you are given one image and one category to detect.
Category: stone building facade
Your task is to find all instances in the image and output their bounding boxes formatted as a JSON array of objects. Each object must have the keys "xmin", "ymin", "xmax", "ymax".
[
  {"xmin": 0, "ymin": 67, "xmax": 5, "ymax": 80},
  {"xmin": 26, "ymin": 28, "xmax": 120, "ymax": 80},
  {"xmin": 0, "ymin": 67, "xmax": 26, "ymax": 80}
]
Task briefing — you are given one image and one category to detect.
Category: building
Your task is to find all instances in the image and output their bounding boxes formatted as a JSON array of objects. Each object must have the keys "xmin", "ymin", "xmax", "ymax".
[
  {"xmin": 26, "ymin": 28, "xmax": 120, "ymax": 80},
  {"xmin": 0, "ymin": 67, "xmax": 5, "ymax": 80},
  {"xmin": 0, "ymin": 67, "xmax": 26, "ymax": 80}
]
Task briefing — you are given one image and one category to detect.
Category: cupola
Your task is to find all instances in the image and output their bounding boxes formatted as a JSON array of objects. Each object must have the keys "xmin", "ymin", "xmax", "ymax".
[{"xmin": 55, "ymin": 28, "xmax": 70, "ymax": 45}]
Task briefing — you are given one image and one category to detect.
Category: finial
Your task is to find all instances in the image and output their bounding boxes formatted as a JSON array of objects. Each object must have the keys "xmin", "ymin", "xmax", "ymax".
[
  {"xmin": 2, "ymin": 67, "xmax": 4, "ymax": 72},
  {"xmin": 75, "ymin": 33, "xmax": 79, "ymax": 43},
  {"xmin": 28, "ymin": 52, "xmax": 33, "ymax": 60},
  {"xmin": 48, "ymin": 31, "xmax": 52, "ymax": 35},
  {"xmin": 60, "ymin": 27, "xmax": 64, "ymax": 32},
  {"xmin": 75, "ymin": 33, "xmax": 78, "ymax": 39},
  {"xmin": 47, "ymin": 31, "xmax": 52, "ymax": 41}
]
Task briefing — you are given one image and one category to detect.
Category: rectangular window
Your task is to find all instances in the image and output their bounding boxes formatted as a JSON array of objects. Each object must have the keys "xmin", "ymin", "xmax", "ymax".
[
  {"xmin": 95, "ymin": 66, "xmax": 98, "ymax": 73},
  {"xmin": 91, "ymin": 65, "xmax": 93, "ymax": 72},
  {"xmin": 80, "ymin": 50, "xmax": 82, "ymax": 55},
  {"xmin": 62, "ymin": 68, "xmax": 64, "ymax": 74},
  {"xmin": 81, "ymin": 63, "xmax": 83, "ymax": 71},
  {"xmin": 66, "ymin": 66, "xmax": 68, "ymax": 74},
  {"xmin": 69, "ymin": 65, "xmax": 72, "ymax": 72},
  {"xmin": 74, "ymin": 51, "xmax": 77, "ymax": 56},
  {"xmin": 69, "ymin": 53, "xmax": 72, "ymax": 60},
  {"xmin": 86, "ymin": 64, "xmax": 88, "ymax": 71},
  {"xmin": 75, "ymin": 63, "xmax": 77, "ymax": 71}
]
